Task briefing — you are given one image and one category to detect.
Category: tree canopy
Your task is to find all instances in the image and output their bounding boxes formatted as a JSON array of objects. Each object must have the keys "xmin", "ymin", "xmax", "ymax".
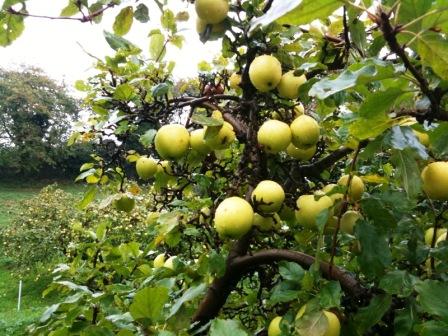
[{"xmin": 2, "ymin": 0, "xmax": 448, "ymax": 335}]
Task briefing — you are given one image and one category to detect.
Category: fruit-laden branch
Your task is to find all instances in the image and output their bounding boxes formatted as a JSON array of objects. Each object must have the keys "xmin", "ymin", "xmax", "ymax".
[{"xmin": 192, "ymin": 248, "xmax": 366, "ymax": 324}]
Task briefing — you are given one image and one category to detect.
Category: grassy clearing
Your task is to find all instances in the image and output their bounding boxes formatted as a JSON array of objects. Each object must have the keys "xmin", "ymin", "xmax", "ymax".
[{"xmin": 0, "ymin": 181, "xmax": 83, "ymax": 335}]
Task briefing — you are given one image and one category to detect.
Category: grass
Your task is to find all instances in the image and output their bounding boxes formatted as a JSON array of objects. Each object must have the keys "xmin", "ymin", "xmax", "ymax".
[{"xmin": 0, "ymin": 180, "xmax": 83, "ymax": 335}]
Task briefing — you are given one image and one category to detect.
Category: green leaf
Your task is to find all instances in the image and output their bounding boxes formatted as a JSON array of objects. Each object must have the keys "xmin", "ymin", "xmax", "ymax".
[
  {"xmin": 191, "ymin": 113, "xmax": 224, "ymax": 127},
  {"xmin": 379, "ymin": 270, "xmax": 417, "ymax": 297},
  {"xmin": 390, "ymin": 148, "xmax": 422, "ymax": 198},
  {"xmin": 389, "ymin": 126, "xmax": 428, "ymax": 159},
  {"xmin": 0, "ymin": 12, "xmax": 25, "ymax": 46},
  {"xmin": 149, "ymin": 33, "xmax": 166, "ymax": 61},
  {"xmin": 139, "ymin": 129, "xmax": 157, "ymax": 147},
  {"xmin": 279, "ymin": 261, "xmax": 305, "ymax": 282},
  {"xmin": 104, "ymin": 30, "xmax": 137, "ymax": 51},
  {"xmin": 419, "ymin": 320, "xmax": 448, "ymax": 336},
  {"xmin": 250, "ymin": 0, "xmax": 341, "ymax": 32},
  {"xmin": 394, "ymin": 305, "xmax": 417, "ymax": 336},
  {"xmin": 295, "ymin": 311, "xmax": 328, "ymax": 336},
  {"xmin": 168, "ymin": 283, "xmax": 206, "ymax": 319},
  {"xmin": 353, "ymin": 294, "xmax": 392, "ymax": 334},
  {"xmin": 151, "ymin": 83, "xmax": 169, "ymax": 98},
  {"xmin": 134, "ymin": 3, "xmax": 149, "ymax": 23},
  {"xmin": 113, "ymin": 83, "xmax": 136, "ymax": 101},
  {"xmin": 209, "ymin": 319, "xmax": 249, "ymax": 336},
  {"xmin": 319, "ymin": 281, "xmax": 342, "ymax": 308},
  {"xmin": 40, "ymin": 304, "xmax": 60, "ymax": 323},
  {"xmin": 429, "ymin": 122, "xmax": 448, "ymax": 158},
  {"xmin": 397, "ymin": 0, "xmax": 432, "ymax": 34},
  {"xmin": 113, "ymin": 6, "xmax": 134, "ymax": 36},
  {"xmin": 415, "ymin": 280, "xmax": 448, "ymax": 319},
  {"xmin": 77, "ymin": 185, "xmax": 97, "ymax": 210},
  {"xmin": 60, "ymin": 2, "xmax": 79, "ymax": 17},
  {"xmin": 355, "ymin": 220, "xmax": 392, "ymax": 278},
  {"xmin": 309, "ymin": 59, "xmax": 404, "ymax": 99},
  {"xmin": 418, "ymin": 33, "xmax": 448, "ymax": 80},
  {"xmin": 361, "ymin": 196, "xmax": 397, "ymax": 234},
  {"xmin": 129, "ymin": 286, "xmax": 169, "ymax": 321}
]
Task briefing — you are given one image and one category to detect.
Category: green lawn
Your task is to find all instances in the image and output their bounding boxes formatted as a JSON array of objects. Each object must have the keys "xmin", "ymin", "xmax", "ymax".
[{"xmin": 0, "ymin": 181, "xmax": 83, "ymax": 335}]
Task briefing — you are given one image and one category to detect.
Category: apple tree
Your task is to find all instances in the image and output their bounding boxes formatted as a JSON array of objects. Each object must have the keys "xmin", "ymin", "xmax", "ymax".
[{"xmin": 4, "ymin": 0, "xmax": 448, "ymax": 335}]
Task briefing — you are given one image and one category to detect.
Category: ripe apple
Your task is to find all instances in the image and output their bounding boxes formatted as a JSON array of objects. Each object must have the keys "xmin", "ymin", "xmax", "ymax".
[
  {"xmin": 114, "ymin": 193, "xmax": 135, "ymax": 213},
  {"xmin": 155, "ymin": 124, "xmax": 190, "ymax": 159},
  {"xmin": 153, "ymin": 253, "xmax": 166, "ymax": 268},
  {"xmin": 421, "ymin": 162, "xmax": 448, "ymax": 200},
  {"xmin": 196, "ymin": 18, "xmax": 228, "ymax": 40},
  {"xmin": 136, "ymin": 156, "xmax": 157, "ymax": 180},
  {"xmin": 340, "ymin": 210, "xmax": 362, "ymax": 234},
  {"xmin": 295, "ymin": 194, "xmax": 333, "ymax": 229},
  {"xmin": 229, "ymin": 72, "xmax": 242, "ymax": 89},
  {"xmin": 214, "ymin": 197, "xmax": 254, "ymax": 238},
  {"xmin": 322, "ymin": 184, "xmax": 344, "ymax": 203},
  {"xmin": 195, "ymin": 0, "xmax": 229, "ymax": 24},
  {"xmin": 257, "ymin": 120, "xmax": 292, "ymax": 153},
  {"xmin": 253, "ymin": 213, "xmax": 281, "ymax": 232},
  {"xmin": 164, "ymin": 256, "xmax": 176, "ymax": 270},
  {"xmin": 252, "ymin": 180, "xmax": 285, "ymax": 214},
  {"xmin": 204, "ymin": 121, "xmax": 236, "ymax": 150},
  {"xmin": 338, "ymin": 174, "xmax": 365, "ymax": 202},
  {"xmin": 277, "ymin": 70, "xmax": 307, "ymax": 99},
  {"xmin": 190, "ymin": 128, "xmax": 212, "ymax": 154},
  {"xmin": 290, "ymin": 115, "xmax": 320, "ymax": 149},
  {"xmin": 414, "ymin": 130, "xmax": 430, "ymax": 146},
  {"xmin": 424, "ymin": 227, "xmax": 447, "ymax": 246},
  {"xmin": 249, "ymin": 55, "xmax": 282, "ymax": 92},
  {"xmin": 286, "ymin": 143, "xmax": 316, "ymax": 161},
  {"xmin": 268, "ymin": 316, "xmax": 282, "ymax": 336}
]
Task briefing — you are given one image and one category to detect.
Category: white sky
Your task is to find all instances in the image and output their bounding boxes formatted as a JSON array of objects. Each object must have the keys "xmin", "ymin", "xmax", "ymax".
[{"xmin": 0, "ymin": 0, "xmax": 221, "ymax": 88}]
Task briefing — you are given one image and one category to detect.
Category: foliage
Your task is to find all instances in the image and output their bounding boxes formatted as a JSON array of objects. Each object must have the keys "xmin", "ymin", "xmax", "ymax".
[{"xmin": 2, "ymin": 0, "xmax": 448, "ymax": 335}]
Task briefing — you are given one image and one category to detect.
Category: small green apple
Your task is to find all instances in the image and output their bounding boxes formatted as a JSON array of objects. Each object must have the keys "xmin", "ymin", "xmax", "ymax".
[
  {"xmin": 421, "ymin": 162, "xmax": 448, "ymax": 200},
  {"xmin": 268, "ymin": 316, "xmax": 282, "ymax": 336},
  {"xmin": 277, "ymin": 70, "xmax": 307, "ymax": 99},
  {"xmin": 214, "ymin": 197, "xmax": 254, "ymax": 238},
  {"xmin": 249, "ymin": 55, "xmax": 282, "ymax": 92},
  {"xmin": 205, "ymin": 121, "xmax": 236, "ymax": 150},
  {"xmin": 295, "ymin": 194, "xmax": 333, "ymax": 229},
  {"xmin": 286, "ymin": 143, "xmax": 316, "ymax": 161},
  {"xmin": 164, "ymin": 256, "xmax": 176, "ymax": 270},
  {"xmin": 153, "ymin": 253, "xmax": 166, "ymax": 268},
  {"xmin": 155, "ymin": 124, "xmax": 190, "ymax": 159},
  {"xmin": 424, "ymin": 227, "xmax": 447, "ymax": 246},
  {"xmin": 136, "ymin": 156, "xmax": 157, "ymax": 180},
  {"xmin": 195, "ymin": 0, "xmax": 229, "ymax": 24},
  {"xmin": 114, "ymin": 193, "xmax": 135, "ymax": 213},
  {"xmin": 252, "ymin": 180, "xmax": 285, "ymax": 214},
  {"xmin": 190, "ymin": 128, "xmax": 212, "ymax": 154},
  {"xmin": 290, "ymin": 115, "xmax": 320, "ymax": 149},
  {"xmin": 257, "ymin": 120, "xmax": 292, "ymax": 153},
  {"xmin": 338, "ymin": 174, "xmax": 365, "ymax": 202}
]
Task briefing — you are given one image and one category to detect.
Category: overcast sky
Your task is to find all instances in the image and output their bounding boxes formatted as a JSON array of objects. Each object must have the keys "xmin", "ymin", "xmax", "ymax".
[{"xmin": 0, "ymin": 0, "xmax": 221, "ymax": 88}]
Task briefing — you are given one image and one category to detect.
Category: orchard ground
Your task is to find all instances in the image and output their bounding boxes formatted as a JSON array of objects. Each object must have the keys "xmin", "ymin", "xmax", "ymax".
[{"xmin": 0, "ymin": 181, "xmax": 83, "ymax": 335}]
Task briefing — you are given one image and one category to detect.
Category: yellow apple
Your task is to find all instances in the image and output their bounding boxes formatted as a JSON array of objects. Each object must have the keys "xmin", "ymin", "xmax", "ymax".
[
  {"xmin": 214, "ymin": 197, "xmax": 254, "ymax": 238},
  {"xmin": 252, "ymin": 180, "xmax": 285, "ymax": 214},
  {"xmin": 277, "ymin": 70, "xmax": 307, "ymax": 99},
  {"xmin": 196, "ymin": 18, "xmax": 228, "ymax": 39},
  {"xmin": 424, "ymin": 227, "xmax": 447, "ymax": 246},
  {"xmin": 229, "ymin": 72, "xmax": 242, "ymax": 89},
  {"xmin": 338, "ymin": 174, "xmax": 365, "ymax": 202},
  {"xmin": 268, "ymin": 316, "xmax": 282, "ymax": 336},
  {"xmin": 249, "ymin": 55, "xmax": 282, "ymax": 92},
  {"xmin": 155, "ymin": 124, "xmax": 190, "ymax": 159},
  {"xmin": 153, "ymin": 253, "xmax": 166, "ymax": 268},
  {"xmin": 290, "ymin": 115, "xmax": 320, "ymax": 149},
  {"xmin": 253, "ymin": 213, "xmax": 281, "ymax": 232},
  {"xmin": 114, "ymin": 194, "xmax": 135, "ymax": 213},
  {"xmin": 294, "ymin": 103, "xmax": 305, "ymax": 118},
  {"xmin": 136, "ymin": 156, "xmax": 157, "ymax": 180},
  {"xmin": 421, "ymin": 162, "xmax": 448, "ymax": 200},
  {"xmin": 286, "ymin": 143, "xmax": 316, "ymax": 161},
  {"xmin": 340, "ymin": 210, "xmax": 362, "ymax": 234},
  {"xmin": 164, "ymin": 256, "xmax": 176, "ymax": 270},
  {"xmin": 190, "ymin": 128, "xmax": 212, "ymax": 154},
  {"xmin": 322, "ymin": 184, "xmax": 344, "ymax": 203},
  {"xmin": 295, "ymin": 194, "xmax": 333, "ymax": 229},
  {"xmin": 322, "ymin": 311, "xmax": 341, "ymax": 336},
  {"xmin": 414, "ymin": 130, "xmax": 430, "ymax": 146},
  {"xmin": 257, "ymin": 120, "xmax": 292, "ymax": 153},
  {"xmin": 205, "ymin": 122, "xmax": 236, "ymax": 150},
  {"xmin": 436, "ymin": 232, "xmax": 447, "ymax": 246},
  {"xmin": 195, "ymin": 0, "xmax": 229, "ymax": 24}
]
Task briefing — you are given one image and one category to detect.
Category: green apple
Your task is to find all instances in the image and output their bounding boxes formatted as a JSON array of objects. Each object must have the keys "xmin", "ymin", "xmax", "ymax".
[
  {"xmin": 136, "ymin": 156, "xmax": 157, "ymax": 180},
  {"xmin": 424, "ymin": 227, "xmax": 447, "ymax": 246},
  {"xmin": 340, "ymin": 210, "xmax": 362, "ymax": 234},
  {"xmin": 290, "ymin": 115, "xmax": 320, "ymax": 149},
  {"xmin": 286, "ymin": 143, "xmax": 316, "ymax": 161},
  {"xmin": 249, "ymin": 55, "xmax": 282, "ymax": 92},
  {"xmin": 295, "ymin": 194, "xmax": 333, "ymax": 229},
  {"xmin": 204, "ymin": 121, "xmax": 236, "ymax": 150},
  {"xmin": 190, "ymin": 128, "xmax": 212, "ymax": 154},
  {"xmin": 268, "ymin": 316, "xmax": 282, "ymax": 336},
  {"xmin": 277, "ymin": 70, "xmax": 307, "ymax": 99},
  {"xmin": 252, "ymin": 180, "xmax": 285, "ymax": 213},
  {"xmin": 229, "ymin": 72, "xmax": 242, "ymax": 89},
  {"xmin": 253, "ymin": 213, "xmax": 281, "ymax": 232},
  {"xmin": 195, "ymin": 0, "xmax": 229, "ymax": 24},
  {"xmin": 153, "ymin": 253, "xmax": 166, "ymax": 268},
  {"xmin": 164, "ymin": 256, "xmax": 176, "ymax": 270},
  {"xmin": 214, "ymin": 197, "xmax": 254, "ymax": 238},
  {"xmin": 155, "ymin": 124, "xmax": 190, "ymax": 159},
  {"xmin": 338, "ymin": 174, "xmax": 365, "ymax": 202},
  {"xmin": 114, "ymin": 193, "xmax": 135, "ymax": 213},
  {"xmin": 421, "ymin": 162, "xmax": 448, "ymax": 200},
  {"xmin": 257, "ymin": 120, "xmax": 292, "ymax": 153}
]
